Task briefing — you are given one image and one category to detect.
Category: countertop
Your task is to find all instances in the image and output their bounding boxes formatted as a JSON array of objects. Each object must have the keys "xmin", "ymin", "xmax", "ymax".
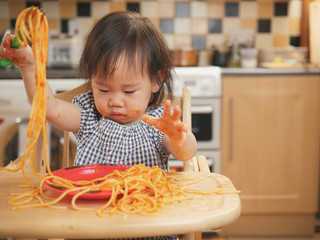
[
  {"xmin": 0, "ymin": 66, "xmax": 319, "ymax": 79},
  {"xmin": 0, "ymin": 67, "xmax": 82, "ymax": 79},
  {"xmin": 221, "ymin": 67, "xmax": 320, "ymax": 76}
]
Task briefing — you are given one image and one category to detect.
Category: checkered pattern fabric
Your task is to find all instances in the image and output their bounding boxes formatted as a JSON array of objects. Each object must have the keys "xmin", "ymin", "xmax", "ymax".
[{"xmin": 71, "ymin": 91, "xmax": 170, "ymax": 172}]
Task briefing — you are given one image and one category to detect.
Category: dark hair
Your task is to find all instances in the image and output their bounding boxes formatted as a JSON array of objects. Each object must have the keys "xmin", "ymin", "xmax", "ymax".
[{"xmin": 79, "ymin": 11, "xmax": 173, "ymax": 107}]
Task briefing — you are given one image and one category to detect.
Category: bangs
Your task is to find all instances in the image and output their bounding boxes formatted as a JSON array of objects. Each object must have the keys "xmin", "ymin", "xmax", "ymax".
[{"xmin": 94, "ymin": 46, "xmax": 149, "ymax": 80}]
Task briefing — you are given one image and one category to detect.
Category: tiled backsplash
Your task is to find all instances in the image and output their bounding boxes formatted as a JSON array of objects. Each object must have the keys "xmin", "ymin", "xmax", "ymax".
[{"xmin": 0, "ymin": 0, "xmax": 302, "ymax": 62}]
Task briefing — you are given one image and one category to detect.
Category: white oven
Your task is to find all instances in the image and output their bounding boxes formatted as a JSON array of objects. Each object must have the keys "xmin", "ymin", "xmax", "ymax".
[{"xmin": 169, "ymin": 66, "xmax": 222, "ymax": 173}]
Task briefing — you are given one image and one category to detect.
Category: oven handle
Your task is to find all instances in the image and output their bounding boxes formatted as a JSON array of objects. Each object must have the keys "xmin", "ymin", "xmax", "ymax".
[{"xmin": 191, "ymin": 105, "xmax": 213, "ymax": 114}]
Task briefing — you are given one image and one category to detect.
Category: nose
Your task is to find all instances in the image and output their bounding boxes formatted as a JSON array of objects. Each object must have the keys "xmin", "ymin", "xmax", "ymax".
[{"xmin": 108, "ymin": 93, "xmax": 123, "ymax": 107}]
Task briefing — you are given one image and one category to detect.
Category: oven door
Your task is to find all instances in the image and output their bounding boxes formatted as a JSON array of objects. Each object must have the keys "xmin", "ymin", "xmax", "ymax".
[{"xmin": 191, "ymin": 98, "xmax": 221, "ymax": 150}]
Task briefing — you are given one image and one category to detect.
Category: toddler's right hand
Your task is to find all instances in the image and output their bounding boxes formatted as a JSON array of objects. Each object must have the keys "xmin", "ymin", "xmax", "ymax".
[{"xmin": 0, "ymin": 33, "xmax": 35, "ymax": 68}]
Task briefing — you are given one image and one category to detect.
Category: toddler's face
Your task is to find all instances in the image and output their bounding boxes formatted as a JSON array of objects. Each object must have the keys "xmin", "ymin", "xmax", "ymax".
[{"xmin": 91, "ymin": 57, "xmax": 160, "ymax": 125}]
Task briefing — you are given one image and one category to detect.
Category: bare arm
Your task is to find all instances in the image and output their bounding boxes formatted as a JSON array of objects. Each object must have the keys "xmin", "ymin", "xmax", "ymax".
[
  {"xmin": 0, "ymin": 34, "xmax": 81, "ymax": 133},
  {"xmin": 141, "ymin": 100, "xmax": 197, "ymax": 161}
]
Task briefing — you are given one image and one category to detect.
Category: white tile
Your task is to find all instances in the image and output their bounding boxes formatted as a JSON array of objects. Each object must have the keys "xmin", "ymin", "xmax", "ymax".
[
  {"xmin": 191, "ymin": 19, "xmax": 208, "ymax": 35},
  {"xmin": 223, "ymin": 18, "xmax": 241, "ymax": 36},
  {"xmin": 288, "ymin": 0, "xmax": 302, "ymax": 18},
  {"xmin": 42, "ymin": 1, "xmax": 60, "ymax": 18},
  {"xmin": 239, "ymin": 1, "xmax": 257, "ymax": 18},
  {"xmin": 174, "ymin": 34, "xmax": 192, "ymax": 49},
  {"xmin": 163, "ymin": 34, "xmax": 175, "ymax": 49},
  {"xmin": 174, "ymin": 18, "xmax": 191, "ymax": 35},
  {"xmin": 92, "ymin": 1, "xmax": 110, "ymax": 19},
  {"xmin": 206, "ymin": 34, "xmax": 226, "ymax": 49},
  {"xmin": 191, "ymin": 2, "xmax": 208, "ymax": 18},
  {"xmin": 255, "ymin": 34, "xmax": 273, "ymax": 49},
  {"xmin": 141, "ymin": 2, "xmax": 159, "ymax": 18},
  {"xmin": 159, "ymin": 1, "xmax": 175, "ymax": 18},
  {"xmin": 79, "ymin": 18, "xmax": 94, "ymax": 37},
  {"xmin": 272, "ymin": 17, "xmax": 289, "ymax": 34}
]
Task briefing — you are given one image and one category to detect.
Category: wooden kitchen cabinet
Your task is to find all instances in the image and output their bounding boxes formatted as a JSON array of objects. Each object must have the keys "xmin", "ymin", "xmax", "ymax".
[{"xmin": 220, "ymin": 74, "xmax": 320, "ymax": 236}]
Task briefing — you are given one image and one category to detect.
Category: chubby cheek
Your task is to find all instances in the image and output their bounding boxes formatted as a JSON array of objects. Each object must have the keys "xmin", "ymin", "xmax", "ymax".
[
  {"xmin": 125, "ymin": 100, "xmax": 142, "ymax": 118},
  {"xmin": 96, "ymin": 105, "xmax": 108, "ymax": 117},
  {"xmin": 127, "ymin": 99, "xmax": 149, "ymax": 118},
  {"xmin": 94, "ymin": 98, "xmax": 109, "ymax": 116}
]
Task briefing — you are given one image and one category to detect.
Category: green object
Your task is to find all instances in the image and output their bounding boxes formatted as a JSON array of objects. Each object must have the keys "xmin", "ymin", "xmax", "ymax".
[
  {"xmin": 0, "ymin": 36, "xmax": 21, "ymax": 67},
  {"xmin": 11, "ymin": 37, "xmax": 20, "ymax": 49},
  {"xmin": 0, "ymin": 58, "xmax": 13, "ymax": 67}
]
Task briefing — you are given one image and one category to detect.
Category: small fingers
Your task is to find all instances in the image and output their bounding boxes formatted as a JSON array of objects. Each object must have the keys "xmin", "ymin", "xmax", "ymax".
[
  {"xmin": 163, "ymin": 100, "xmax": 172, "ymax": 116},
  {"xmin": 177, "ymin": 122, "xmax": 188, "ymax": 132},
  {"xmin": 177, "ymin": 132, "xmax": 187, "ymax": 147},
  {"xmin": 141, "ymin": 114, "xmax": 157, "ymax": 126},
  {"xmin": 172, "ymin": 105, "xmax": 182, "ymax": 121},
  {"xmin": 3, "ymin": 48, "xmax": 14, "ymax": 59},
  {"xmin": 2, "ymin": 34, "xmax": 15, "ymax": 48}
]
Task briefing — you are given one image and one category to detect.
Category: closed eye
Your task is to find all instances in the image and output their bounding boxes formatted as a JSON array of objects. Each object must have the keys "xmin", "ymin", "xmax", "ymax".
[
  {"xmin": 100, "ymin": 89, "xmax": 109, "ymax": 93},
  {"xmin": 124, "ymin": 91, "xmax": 135, "ymax": 94}
]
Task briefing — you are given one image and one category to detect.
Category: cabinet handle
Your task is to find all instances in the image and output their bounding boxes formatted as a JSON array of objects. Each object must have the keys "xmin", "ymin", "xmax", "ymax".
[{"xmin": 230, "ymin": 97, "xmax": 234, "ymax": 161}]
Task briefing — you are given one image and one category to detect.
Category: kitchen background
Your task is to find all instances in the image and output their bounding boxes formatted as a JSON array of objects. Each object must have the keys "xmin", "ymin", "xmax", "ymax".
[
  {"xmin": 0, "ymin": 0, "xmax": 303, "ymax": 66},
  {"xmin": 0, "ymin": 0, "xmax": 319, "ymax": 238}
]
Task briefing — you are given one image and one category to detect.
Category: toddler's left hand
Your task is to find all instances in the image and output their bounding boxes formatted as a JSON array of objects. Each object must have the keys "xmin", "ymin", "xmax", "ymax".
[{"xmin": 142, "ymin": 100, "xmax": 187, "ymax": 147}]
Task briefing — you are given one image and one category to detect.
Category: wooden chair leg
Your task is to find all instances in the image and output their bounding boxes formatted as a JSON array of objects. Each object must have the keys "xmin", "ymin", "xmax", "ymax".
[
  {"xmin": 62, "ymin": 130, "xmax": 70, "ymax": 167},
  {"xmin": 34, "ymin": 123, "xmax": 48, "ymax": 173},
  {"xmin": 197, "ymin": 155, "xmax": 210, "ymax": 173}
]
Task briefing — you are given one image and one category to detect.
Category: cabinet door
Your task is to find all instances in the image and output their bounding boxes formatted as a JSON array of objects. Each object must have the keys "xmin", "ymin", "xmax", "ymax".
[{"xmin": 222, "ymin": 75, "xmax": 320, "ymax": 214}]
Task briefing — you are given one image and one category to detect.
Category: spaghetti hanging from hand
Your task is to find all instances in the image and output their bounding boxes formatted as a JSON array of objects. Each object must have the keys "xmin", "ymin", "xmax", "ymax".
[{"xmin": 0, "ymin": 7, "xmax": 51, "ymax": 183}]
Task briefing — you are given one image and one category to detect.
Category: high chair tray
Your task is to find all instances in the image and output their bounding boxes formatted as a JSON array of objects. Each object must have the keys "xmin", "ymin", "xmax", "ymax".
[{"xmin": 0, "ymin": 170, "xmax": 241, "ymax": 239}]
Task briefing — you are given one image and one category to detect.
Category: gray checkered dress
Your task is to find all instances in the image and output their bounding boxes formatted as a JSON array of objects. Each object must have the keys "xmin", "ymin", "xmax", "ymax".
[
  {"xmin": 71, "ymin": 91, "xmax": 177, "ymax": 240},
  {"xmin": 71, "ymin": 91, "xmax": 170, "ymax": 172}
]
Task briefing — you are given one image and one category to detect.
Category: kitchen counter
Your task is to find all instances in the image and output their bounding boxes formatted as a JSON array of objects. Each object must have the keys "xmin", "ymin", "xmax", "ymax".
[
  {"xmin": 221, "ymin": 67, "xmax": 320, "ymax": 76},
  {"xmin": 0, "ymin": 67, "xmax": 81, "ymax": 79},
  {"xmin": 1, "ymin": 66, "xmax": 319, "ymax": 79}
]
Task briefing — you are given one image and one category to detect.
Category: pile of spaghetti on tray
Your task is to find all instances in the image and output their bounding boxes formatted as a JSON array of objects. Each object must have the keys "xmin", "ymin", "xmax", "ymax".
[{"xmin": 9, "ymin": 164, "xmax": 211, "ymax": 217}]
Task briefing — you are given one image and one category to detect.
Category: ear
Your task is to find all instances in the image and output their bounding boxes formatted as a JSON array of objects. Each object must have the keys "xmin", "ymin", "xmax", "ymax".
[{"xmin": 151, "ymin": 71, "xmax": 164, "ymax": 93}]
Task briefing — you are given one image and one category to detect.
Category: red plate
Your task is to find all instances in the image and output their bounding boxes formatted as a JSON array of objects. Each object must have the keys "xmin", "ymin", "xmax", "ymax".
[{"xmin": 44, "ymin": 164, "xmax": 132, "ymax": 200}]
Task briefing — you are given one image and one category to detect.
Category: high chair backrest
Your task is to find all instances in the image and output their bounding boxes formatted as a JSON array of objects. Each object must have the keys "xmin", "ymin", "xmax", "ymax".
[
  {"xmin": 54, "ymin": 82, "xmax": 91, "ymax": 167},
  {"xmin": 53, "ymin": 81, "xmax": 201, "ymax": 171}
]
